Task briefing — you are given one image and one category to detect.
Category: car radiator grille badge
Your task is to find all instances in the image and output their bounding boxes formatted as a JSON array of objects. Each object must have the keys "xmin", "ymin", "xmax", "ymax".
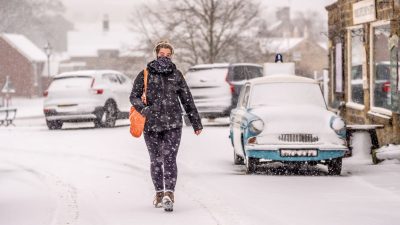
[{"xmin": 278, "ymin": 134, "xmax": 319, "ymax": 143}]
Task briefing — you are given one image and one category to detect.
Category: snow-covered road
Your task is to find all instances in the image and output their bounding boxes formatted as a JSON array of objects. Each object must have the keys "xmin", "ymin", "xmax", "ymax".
[{"xmin": 1, "ymin": 118, "xmax": 400, "ymax": 225}]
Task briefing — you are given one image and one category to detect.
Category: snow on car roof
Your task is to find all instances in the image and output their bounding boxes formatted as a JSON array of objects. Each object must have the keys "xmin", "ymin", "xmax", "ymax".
[
  {"xmin": 54, "ymin": 70, "xmax": 121, "ymax": 78},
  {"xmin": 249, "ymin": 74, "xmax": 318, "ymax": 85},
  {"xmin": 190, "ymin": 63, "xmax": 230, "ymax": 69},
  {"xmin": 231, "ymin": 63, "xmax": 262, "ymax": 67},
  {"xmin": 189, "ymin": 63, "xmax": 262, "ymax": 70}
]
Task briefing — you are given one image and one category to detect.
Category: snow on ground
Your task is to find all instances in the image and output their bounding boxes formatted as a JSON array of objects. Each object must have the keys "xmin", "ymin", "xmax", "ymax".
[
  {"xmin": 5, "ymin": 97, "xmax": 45, "ymax": 119},
  {"xmin": 0, "ymin": 98, "xmax": 400, "ymax": 225},
  {"xmin": 376, "ymin": 144, "xmax": 400, "ymax": 162}
]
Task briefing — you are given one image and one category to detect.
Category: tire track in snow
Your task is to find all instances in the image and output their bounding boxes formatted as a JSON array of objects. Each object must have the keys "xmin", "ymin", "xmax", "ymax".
[
  {"xmin": 179, "ymin": 167, "xmax": 286, "ymax": 225},
  {"xmin": 0, "ymin": 160, "xmax": 80, "ymax": 225}
]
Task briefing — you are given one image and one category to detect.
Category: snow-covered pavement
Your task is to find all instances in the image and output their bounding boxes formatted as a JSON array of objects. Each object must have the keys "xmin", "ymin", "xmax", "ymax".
[{"xmin": 1, "ymin": 115, "xmax": 400, "ymax": 225}]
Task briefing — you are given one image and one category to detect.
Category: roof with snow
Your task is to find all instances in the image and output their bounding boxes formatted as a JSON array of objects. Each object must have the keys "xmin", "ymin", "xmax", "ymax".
[
  {"xmin": 67, "ymin": 23, "xmax": 143, "ymax": 57},
  {"xmin": 1, "ymin": 33, "xmax": 47, "ymax": 62},
  {"xmin": 259, "ymin": 38, "xmax": 304, "ymax": 54},
  {"xmin": 267, "ymin": 21, "xmax": 283, "ymax": 32}
]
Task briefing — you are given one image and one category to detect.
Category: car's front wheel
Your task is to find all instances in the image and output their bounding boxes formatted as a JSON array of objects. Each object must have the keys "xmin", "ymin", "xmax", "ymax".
[
  {"xmin": 94, "ymin": 102, "xmax": 117, "ymax": 128},
  {"xmin": 46, "ymin": 120, "xmax": 63, "ymax": 130},
  {"xmin": 233, "ymin": 151, "xmax": 244, "ymax": 165},
  {"xmin": 245, "ymin": 157, "xmax": 258, "ymax": 174},
  {"xmin": 327, "ymin": 157, "xmax": 342, "ymax": 175}
]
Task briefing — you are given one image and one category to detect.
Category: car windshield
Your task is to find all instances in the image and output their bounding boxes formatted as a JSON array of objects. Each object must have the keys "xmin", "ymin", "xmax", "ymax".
[
  {"xmin": 48, "ymin": 76, "xmax": 93, "ymax": 91},
  {"xmin": 250, "ymin": 82, "xmax": 326, "ymax": 108}
]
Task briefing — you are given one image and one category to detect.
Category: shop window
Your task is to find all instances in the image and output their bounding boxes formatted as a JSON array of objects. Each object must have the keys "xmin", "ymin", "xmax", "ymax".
[
  {"xmin": 397, "ymin": 37, "xmax": 400, "ymax": 93},
  {"xmin": 372, "ymin": 23, "xmax": 391, "ymax": 111},
  {"xmin": 348, "ymin": 28, "xmax": 364, "ymax": 105}
]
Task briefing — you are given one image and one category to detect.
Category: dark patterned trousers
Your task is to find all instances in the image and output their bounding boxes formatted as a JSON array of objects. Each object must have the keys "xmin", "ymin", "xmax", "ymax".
[{"xmin": 144, "ymin": 128, "xmax": 182, "ymax": 192}]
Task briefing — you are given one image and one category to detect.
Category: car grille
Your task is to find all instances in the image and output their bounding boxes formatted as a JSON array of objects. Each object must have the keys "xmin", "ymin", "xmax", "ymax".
[{"xmin": 278, "ymin": 134, "xmax": 319, "ymax": 143}]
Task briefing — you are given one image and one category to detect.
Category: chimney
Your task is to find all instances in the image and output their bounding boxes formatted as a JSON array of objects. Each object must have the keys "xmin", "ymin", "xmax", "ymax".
[
  {"xmin": 103, "ymin": 14, "xmax": 109, "ymax": 32},
  {"xmin": 303, "ymin": 26, "xmax": 309, "ymax": 39}
]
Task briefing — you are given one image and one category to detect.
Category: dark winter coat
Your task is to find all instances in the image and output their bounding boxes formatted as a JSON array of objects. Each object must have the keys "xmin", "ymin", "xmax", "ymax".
[{"xmin": 130, "ymin": 57, "xmax": 203, "ymax": 132}]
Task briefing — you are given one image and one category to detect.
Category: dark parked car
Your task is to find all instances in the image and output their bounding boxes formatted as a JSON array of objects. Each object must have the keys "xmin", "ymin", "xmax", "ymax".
[{"xmin": 184, "ymin": 63, "xmax": 263, "ymax": 122}]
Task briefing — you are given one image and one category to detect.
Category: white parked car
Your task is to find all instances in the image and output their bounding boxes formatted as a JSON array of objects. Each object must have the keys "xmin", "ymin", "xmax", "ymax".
[
  {"xmin": 229, "ymin": 74, "xmax": 349, "ymax": 175},
  {"xmin": 43, "ymin": 70, "xmax": 132, "ymax": 130},
  {"xmin": 185, "ymin": 63, "xmax": 263, "ymax": 123}
]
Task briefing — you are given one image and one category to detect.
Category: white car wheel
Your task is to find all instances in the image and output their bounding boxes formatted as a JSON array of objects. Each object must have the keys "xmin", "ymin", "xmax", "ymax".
[{"xmin": 95, "ymin": 102, "xmax": 117, "ymax": 128}]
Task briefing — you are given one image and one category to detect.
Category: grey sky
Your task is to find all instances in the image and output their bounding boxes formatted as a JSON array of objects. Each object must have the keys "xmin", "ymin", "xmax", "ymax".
[{"xmin": 62, "ymin": 0, "xmax": 337, "ymax": 24}]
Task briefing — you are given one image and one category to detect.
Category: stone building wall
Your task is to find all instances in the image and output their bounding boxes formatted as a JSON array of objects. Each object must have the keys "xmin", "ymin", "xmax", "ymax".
[{"xmin": 326, "ymin": 0, "xmax": 400, "ymax": 145}]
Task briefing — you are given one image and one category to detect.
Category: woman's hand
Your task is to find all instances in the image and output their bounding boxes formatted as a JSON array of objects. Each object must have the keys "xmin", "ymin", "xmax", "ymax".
[{"xmin": 194, "ymin": 129, "xmax": 202, "ymax": 135}]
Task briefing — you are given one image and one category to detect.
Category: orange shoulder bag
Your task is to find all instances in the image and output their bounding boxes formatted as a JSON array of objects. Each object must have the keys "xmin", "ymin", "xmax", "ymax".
[{"xmin": 129, "ymin": 69, "xmax": 148, "ymax": 137}]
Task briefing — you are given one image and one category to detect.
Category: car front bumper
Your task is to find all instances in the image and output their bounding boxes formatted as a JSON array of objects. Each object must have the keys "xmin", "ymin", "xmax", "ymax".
[
  {"xmin": 245, "ymin": 144, "xmax": 348, "ymax": 161},
  {"xmin": 44, "ymin": 106, "xmax": 103, "ymax": 122}
]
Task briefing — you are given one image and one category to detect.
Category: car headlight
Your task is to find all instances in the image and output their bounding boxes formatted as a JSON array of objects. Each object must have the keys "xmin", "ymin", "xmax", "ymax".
[
  {"xmin": 248, "ymin": 119, "xmax": 264, "ymax": 134},
  {"xmin": 330, "ymin": 116, "xmax": 346, "ymax": 137}
]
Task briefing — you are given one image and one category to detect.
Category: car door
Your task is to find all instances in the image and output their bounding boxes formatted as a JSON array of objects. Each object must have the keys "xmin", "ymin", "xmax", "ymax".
[
  {"xmin": 115, "ymin": 73, "xmax": 132, "ymax": 112},
  {"xmin": 232, "ymin": 84, "xmax": 251, "ymax": 157},
  {"xmin": 102, "ymin": 73, "xmax": 120, "ymax": 106}
]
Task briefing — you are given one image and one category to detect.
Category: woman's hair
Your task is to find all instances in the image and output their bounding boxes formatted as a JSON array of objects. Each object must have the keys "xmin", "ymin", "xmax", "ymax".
[{"xmin": 154, "ymin": 40, "xmax": 174, "ymax": 55}]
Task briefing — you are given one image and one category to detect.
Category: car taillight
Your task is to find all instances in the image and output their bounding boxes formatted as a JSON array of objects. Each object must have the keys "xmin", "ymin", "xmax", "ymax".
[
  {"xmin": 92, "ymin": 89, "xmax": 104, "ymax": 94},
  {"xmin": 225, "ymin": 73, "xmax": 235, "ymax": 93},
  {"xmin": 382, "ymin": 81, "xmax": 390, "ymax": 93},
  {"xmin": 43, "ymin": 90, "xmax": 48, "ymax": 97}
]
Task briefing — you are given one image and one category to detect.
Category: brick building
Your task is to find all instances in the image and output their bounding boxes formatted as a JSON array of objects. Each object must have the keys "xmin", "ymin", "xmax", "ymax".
[
  {"xmin": 326, "ymin": 0, "xmax": 400, "ymax": 145},
  {"xmin": 0, "ymin": 33, "xmax": 48, "ymax": 97},
  {"xmin": 259, "ymin": 37, "xmax": 328, "ymax": 78},
  {"xmin": 258, "ymin": 7, "xmax": 328, "ymax": 78}
]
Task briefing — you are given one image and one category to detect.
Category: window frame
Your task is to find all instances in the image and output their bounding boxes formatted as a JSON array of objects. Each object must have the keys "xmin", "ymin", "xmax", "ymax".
[
  {"xmin": 369, "ymin": 20, "xmax": 392, "ymax": 116},
  {"xmin": 346, "ymin": 25, "xmax": 365, "ymax": 110}
]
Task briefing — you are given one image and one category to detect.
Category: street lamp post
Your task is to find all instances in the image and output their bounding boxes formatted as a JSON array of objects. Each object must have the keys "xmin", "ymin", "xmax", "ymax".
[{"xmin": 43, "ymin": 41, "xmax": 52, "ymax": 77}]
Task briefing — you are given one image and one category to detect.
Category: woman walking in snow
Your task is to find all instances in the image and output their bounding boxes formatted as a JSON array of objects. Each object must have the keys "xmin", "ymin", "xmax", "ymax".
[{"xmin": 130, "ymin": 41, "xmax": 203, "ymax": 212}]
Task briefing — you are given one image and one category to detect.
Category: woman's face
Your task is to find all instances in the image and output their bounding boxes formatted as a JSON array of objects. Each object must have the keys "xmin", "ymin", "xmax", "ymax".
[{"xmin": 157, "ymin": 48, "xmax": 172, "ymax": 58}]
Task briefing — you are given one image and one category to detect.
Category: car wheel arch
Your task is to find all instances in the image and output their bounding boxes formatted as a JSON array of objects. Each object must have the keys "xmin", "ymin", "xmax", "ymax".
[{"xmin": 105, "ymin": 98, "xmax": 118, "ymax": 111}]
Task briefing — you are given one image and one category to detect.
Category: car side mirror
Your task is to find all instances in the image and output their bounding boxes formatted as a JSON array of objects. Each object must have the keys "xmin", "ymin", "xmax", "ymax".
[{"xmin": 337, "ymin": 101, "xmax": 346, "ymax": 116}]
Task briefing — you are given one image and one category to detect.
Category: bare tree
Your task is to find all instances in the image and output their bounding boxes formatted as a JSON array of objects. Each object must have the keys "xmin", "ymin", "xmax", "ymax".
[
  {"xmin": 292, "ymin": 10, "xmax": 327, "ymax": 41},
  {"xmin": 0, "ymin": 0, "xmax": 72, "ymax": 51},
  {"xmin": 130, "ymin": 0, "xmax": 261, "ymax": 68}
]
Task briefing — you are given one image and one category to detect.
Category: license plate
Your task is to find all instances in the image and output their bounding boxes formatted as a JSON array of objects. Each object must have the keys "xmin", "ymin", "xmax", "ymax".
[
  {"xmin": 58, "ymin": 104, "xmax": 78, "ymax": 107},
  {"xmin": 280, "ymin": 149, "xmax": 318, "ymax": 157}
]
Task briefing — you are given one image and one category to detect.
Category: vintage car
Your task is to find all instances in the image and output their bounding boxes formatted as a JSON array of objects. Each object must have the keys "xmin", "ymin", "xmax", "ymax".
[{"xmin": 229, "ymin": 74, "xmax": 348, "ymax": 175}]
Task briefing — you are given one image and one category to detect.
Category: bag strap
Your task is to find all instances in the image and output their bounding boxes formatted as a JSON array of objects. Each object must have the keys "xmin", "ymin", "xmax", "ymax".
[
  {"xmin": 144, "ymin": 68, "xmax": 148, "ymax": 93},
  {"xmin": 142, "ymin": 68, "xmax": 148, "ymax": 104}
]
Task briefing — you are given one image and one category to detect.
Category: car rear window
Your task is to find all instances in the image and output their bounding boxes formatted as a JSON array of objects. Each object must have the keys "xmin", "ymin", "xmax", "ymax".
[
  {"xmin": 247, "ymin": 66, "xmax": 263, "ymax": 79},
  {"xmin": 232, "ymin": 66, "xmax": 247, "ymax": 81},
  {"xmin": 186, "ymin": 68, "xmax": 229, "ymax": 82},
  {"xmin": 48, "ymin": 76, "xmax": 93, "ymax": 91}
]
